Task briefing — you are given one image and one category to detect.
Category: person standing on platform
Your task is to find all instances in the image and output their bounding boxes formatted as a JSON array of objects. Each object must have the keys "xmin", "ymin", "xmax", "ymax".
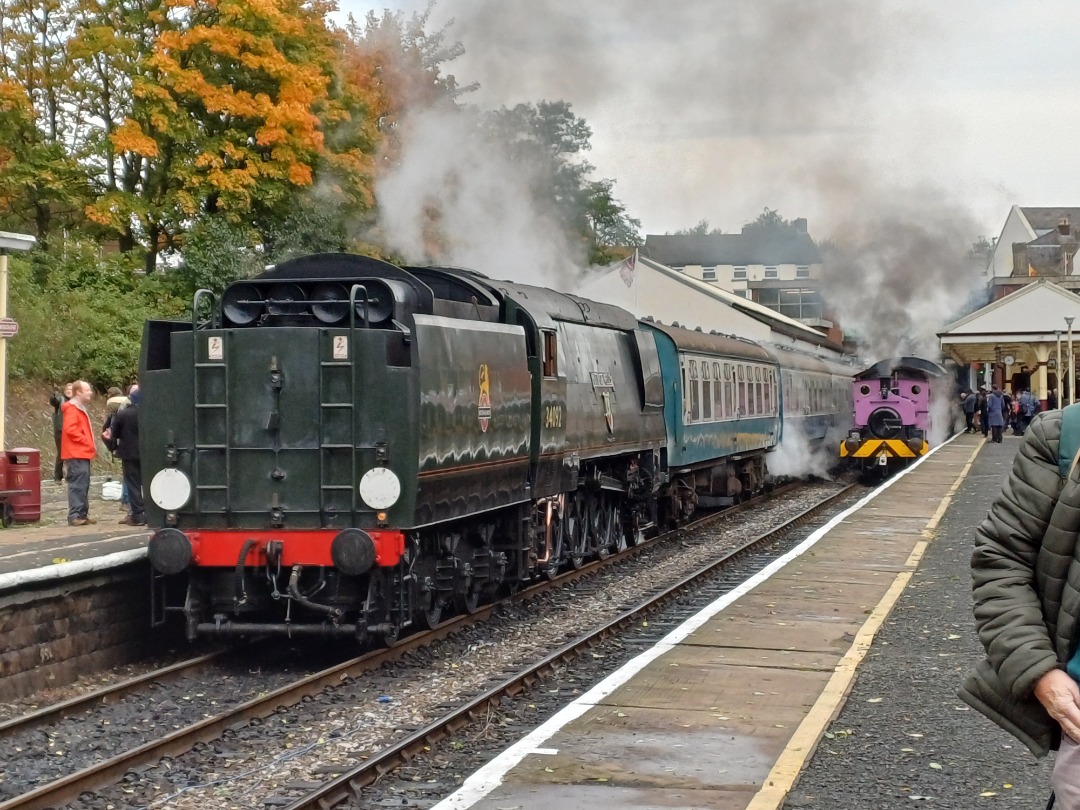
[
  {"xmin": 61, "ymin": 380, "xmax": 96, "ymax": 526},
  {"xmin": 104, "ymin": 388, "xmax": 143, "ymax": 526},
  {"xmin": 962, "ymin": 390, "xmax": 978, "ymax": 433},
  {"xmin": 962, "ymin": 409, "xmax": 1080, "ymax": 809},
  {"xmin": 986, "ymin": 385, "xmax": 1005, "ymax": 443},
  {"xmin": 978, "ymin": 387, "xmax": 989, "ymax": 437},
  {"xmin": 48, "ymin": 382, "xmax": 73, "ymax": 482},
  {"xmin": 1017, "ymin": 389, "xmax": 1038, "ymax": 436}
]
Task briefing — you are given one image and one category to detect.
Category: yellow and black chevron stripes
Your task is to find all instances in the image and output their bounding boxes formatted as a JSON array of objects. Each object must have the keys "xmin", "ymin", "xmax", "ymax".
[{"xmin": 839, "ymin": 438, "xmax": 929, "ymax": 459}]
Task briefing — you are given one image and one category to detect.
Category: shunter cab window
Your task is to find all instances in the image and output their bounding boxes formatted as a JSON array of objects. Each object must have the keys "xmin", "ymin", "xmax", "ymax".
[{"xmin": 542, "ymin": 331, "xmax": 558, "ymax": 377}]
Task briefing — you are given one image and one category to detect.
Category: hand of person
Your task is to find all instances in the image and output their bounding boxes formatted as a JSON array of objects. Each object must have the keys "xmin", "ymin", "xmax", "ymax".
[
  {"xmin": 101, "ymin": 428, "xmax": 111, "ymax": 441},
  {"xmin": 1034, "ymin": 669, "xmax": 1080, "ymax": 741}
]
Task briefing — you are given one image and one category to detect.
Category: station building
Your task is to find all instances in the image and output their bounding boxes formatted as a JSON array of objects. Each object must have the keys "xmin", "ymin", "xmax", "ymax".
[
  {"xmin": 639, "ymin": 220, "xmax": 844, "ymax": 345},
  {"xmin": 938, "ymin": 207, "xmax": 1080, "ymax": 404}
]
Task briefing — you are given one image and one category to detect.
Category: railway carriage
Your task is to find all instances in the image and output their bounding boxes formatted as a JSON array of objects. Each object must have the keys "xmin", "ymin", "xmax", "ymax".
[
  {"xmin": 643, "ymin": 323, "xmax": 781, "ymax": 514},
  {"xmin": 770, "ymin": 346, "xmax": 853, "ymax": 447}
]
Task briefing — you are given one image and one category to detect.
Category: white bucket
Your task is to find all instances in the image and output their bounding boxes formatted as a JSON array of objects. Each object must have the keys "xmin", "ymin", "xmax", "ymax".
[{"xmin": 101, "ymin": 480, "xmax": 123, "ymax": 501}]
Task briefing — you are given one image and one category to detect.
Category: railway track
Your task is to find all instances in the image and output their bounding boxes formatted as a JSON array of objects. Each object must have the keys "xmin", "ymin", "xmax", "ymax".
[
  {"xmin": 282, "ymin": 482, "xmax": 860, "ymax": 810},
  {"xmin": 0, "ymin": 480, "xmax": 856, "ymax": 810}
]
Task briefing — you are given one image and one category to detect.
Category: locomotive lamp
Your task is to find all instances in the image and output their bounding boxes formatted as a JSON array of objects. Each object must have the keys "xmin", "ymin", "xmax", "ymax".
[{"xmin": 0, "ymin": 231, "xmax": 35, "ymax": 450}]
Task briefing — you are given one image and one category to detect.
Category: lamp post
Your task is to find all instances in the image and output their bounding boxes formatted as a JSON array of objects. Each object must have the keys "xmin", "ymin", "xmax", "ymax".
[
  {"xmin": 1054, "ymin": 330, "xmax": 1062, "ymax": 406},
  {"xmin": 1068, "ymin": 316, "xmax": 1076, "ymax": 406},
  {"xmin": 0, "ymin": 232, "xmax": 35, "ymax": 451}
]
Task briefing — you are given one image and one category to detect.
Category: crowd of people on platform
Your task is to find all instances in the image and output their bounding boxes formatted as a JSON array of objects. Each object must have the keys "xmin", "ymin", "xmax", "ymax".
[
  {"xmin": 49, "ymin": 380, "xmax": 142, "ymax": 528},
  {"xmin": 959, "ymin": 385, "xmax": 1045, "ymax": 443}
]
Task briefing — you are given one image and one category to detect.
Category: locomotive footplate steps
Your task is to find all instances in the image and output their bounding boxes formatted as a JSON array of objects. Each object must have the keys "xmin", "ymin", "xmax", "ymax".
[{"xmin": 433, "ymin": 433, "xmax": 981, "ymax": 810}]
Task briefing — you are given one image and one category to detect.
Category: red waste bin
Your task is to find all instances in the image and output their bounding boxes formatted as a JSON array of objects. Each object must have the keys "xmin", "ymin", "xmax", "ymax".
[
  {"xmin": 0, "ymin": 453, "xmax": 9, "ymax": 493},
  {"xmin": 6, "ymin": 448, "xmax": 41, "ymax": 523}
]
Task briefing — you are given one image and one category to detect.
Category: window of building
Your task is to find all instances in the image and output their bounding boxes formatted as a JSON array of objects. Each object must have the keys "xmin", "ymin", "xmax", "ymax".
[
  {"xmin": 796, "ymin": 265, "xmax": 811, "ymax": 278},
  {"xmin": 733, "ymin": 267, "xmax": 747, "ymax": 279},
  {"xmin": 702, "ymin": 266, "xmax": 717, "ymax": 281},
  {"xmin": 777, "ymin": 288, "xmax": 823, "ymax": 320},
  {"xmin": 756, "ymin": 288, "xmax": 779, "ymax": 308},
  {"xmin": 764, "ymin": 266, "xmax": 778, "ymax": 279},
  {"xmin": 733, "ymin": 290, "xmax": 749, "ymax": 299}
]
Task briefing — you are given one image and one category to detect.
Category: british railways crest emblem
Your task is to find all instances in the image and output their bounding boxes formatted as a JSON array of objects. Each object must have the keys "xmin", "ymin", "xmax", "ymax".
[{"xmin": 478, "ymin": 363, "xmax": 492, "ymax": 432}]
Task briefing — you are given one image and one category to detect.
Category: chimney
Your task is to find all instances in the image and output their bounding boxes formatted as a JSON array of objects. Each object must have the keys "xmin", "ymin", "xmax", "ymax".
[
  {"xmin": 1059, "ymin": 216, "xmax": 1070, "ymax": 236},
  {"xmin": 793, "ymin": 218, "xmax": 808, "ymax": 233}
]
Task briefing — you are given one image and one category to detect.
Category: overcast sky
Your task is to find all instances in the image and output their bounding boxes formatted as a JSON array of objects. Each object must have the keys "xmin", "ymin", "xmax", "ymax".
[{"xmin": 334, "ymin": 0, "xmax": 1080, "ymax": 244}]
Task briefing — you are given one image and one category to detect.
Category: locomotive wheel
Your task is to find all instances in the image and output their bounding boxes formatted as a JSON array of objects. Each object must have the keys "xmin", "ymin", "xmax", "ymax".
[
  {"xmin": 454, "ymin": 587, "xmax": 481, "ymax": 614},
  {"xmin": 592, "ymin": 499, "xmax": 611, "ymax": 560},
  {"xmin": 544, "ymin": 515, "xmax": 564, "ymax": 581},
  {"xmin": 378, "ymin": 625, "xmax": 400, "ymax": 647},
  {"xmin": 418, "ymin": 599, "xmax": 445, "ymax": 630},
  {"xmin": 567, "ymin": 492, "xmax": 589, "ymax": 570}
]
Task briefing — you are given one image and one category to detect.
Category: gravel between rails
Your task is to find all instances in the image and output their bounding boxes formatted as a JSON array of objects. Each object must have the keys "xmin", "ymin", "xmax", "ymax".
[{"xmin": 1, "ymin": 481, "xmax": 849, "ymax": 810}]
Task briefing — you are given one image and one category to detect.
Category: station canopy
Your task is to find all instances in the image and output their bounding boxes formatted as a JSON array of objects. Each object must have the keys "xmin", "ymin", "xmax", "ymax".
[{"xmin": 939, "ymin": 279, "xmax": 1080, "ymax": 367}]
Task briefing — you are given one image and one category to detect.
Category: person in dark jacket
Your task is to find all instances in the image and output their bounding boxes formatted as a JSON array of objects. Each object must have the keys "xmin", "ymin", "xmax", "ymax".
[
  {"xmin": 104, "ymin": 389, "xmax": 144, "ymax": 525},
  {"xmin": 962, "ymin": 390, "xmax": 978, "ymax": 433},
  {"xmin": 48, "ymin": 382, "xmax": 73, "ymax": 482},
  {"xmin": 986, "ymin": 385, "xmax": 1006, "ymax": 443},
  {"xmin": 962, "ymin": 409, "xmax": 1080, "ymax": 807}
]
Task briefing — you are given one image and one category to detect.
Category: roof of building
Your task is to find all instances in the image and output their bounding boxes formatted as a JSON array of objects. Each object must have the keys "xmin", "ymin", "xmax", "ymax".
[
  {"xmin": 642, "ymin": 230, "xmax": 821, "ymax": 267},
  {"xmin": 635, "ymin": 256, "xmax": 845, "ymax": 352},
  {"xmin": 1019, "ymin": 207, "xmax": 1080, "ymax": 233}
]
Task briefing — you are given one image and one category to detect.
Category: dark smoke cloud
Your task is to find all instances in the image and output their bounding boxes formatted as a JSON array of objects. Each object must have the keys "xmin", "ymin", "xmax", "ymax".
[{"xmin": 377, "ymin": 0, "xmax": 985, "ymax": 355}]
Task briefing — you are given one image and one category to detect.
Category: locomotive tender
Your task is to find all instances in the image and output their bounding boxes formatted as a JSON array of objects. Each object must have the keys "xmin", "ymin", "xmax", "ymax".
[
  {"xmin": 142, "ymin": 253, "xmax": 851, "ymax": 642},
  {"xmin": 839, "ymin": 356, "xmax": 947, "ymax": 473}
]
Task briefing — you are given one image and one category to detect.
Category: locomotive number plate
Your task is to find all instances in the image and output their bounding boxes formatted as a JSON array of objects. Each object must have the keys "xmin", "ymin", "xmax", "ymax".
[{"xmin": 544, "ymin": 404, "xmax": 563, "ymax": 429}]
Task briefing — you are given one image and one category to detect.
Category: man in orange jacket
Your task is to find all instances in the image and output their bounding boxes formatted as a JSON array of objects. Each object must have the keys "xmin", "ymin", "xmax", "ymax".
[{"xmin": 61, "ymin": 380, "xmax": 97, "ymax": 526}]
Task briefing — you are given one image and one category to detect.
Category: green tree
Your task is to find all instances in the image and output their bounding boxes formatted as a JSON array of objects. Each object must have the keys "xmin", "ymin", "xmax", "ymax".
[
  {"xmin": 483, "ymin": 100, "xmax": 641, "ymax": 262},
  {"xmin": 0, "ymin": 0, "xmax": 89, "ymax": 250},
  {"xmin": 741, "ymin": 207, "xmax": 801, "ymax": 236},
  {"xmin": 670, "ymin": 219, "xmax": 723, "ymax": 236},
  {"xmin": 180, "ymin": 215, "xmax": 260, "ymax": 296}
]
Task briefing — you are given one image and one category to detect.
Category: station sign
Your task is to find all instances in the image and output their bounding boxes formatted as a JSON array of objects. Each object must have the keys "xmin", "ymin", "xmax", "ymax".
[{"xmin": 0, "ymin": 318, "xmax": 18, "ymax": 339}]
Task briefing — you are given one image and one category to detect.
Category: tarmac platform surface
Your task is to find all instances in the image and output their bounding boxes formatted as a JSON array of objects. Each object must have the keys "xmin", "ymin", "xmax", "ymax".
[{"xmin": 433, "ymin": 432, "xmax": 1055, "ymax": 810}]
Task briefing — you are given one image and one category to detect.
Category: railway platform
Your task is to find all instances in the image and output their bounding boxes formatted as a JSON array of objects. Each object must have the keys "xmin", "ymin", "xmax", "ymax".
[
  {"xmin": 434, "ymin": 432, "xmax": 1049, "ymax": 810},
  {"xmin": 0, "ymin": 479, "xmax": 147, "ymax": 589}
]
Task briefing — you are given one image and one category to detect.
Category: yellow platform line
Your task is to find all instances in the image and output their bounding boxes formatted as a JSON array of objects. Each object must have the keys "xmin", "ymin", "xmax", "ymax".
[{"xmin": 745, "ymin": 438, "xmax": 985, "ymax": 810}]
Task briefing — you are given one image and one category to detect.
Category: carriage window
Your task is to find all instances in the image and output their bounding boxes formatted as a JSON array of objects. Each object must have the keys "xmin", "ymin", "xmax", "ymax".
[
  {"xmin": 755, "ymin": 378, "xmax": 763, "ymax": 414},
  {"xmin": 738, "ymin": 368, "xmax": 747, "ymax": 414},
  {"xmin": 690, "ymin": 361, "xmax": 700, "ymax": 422},
  {"xmin": 542, "ymin": 331, "xmax": 558, "ymax": 377},
  {"xmin": 702, "ymin": 367, "xmax": 712, "ymax": 419},
  {"xmin": 713, "ymin": 363, "xmax": 722, "ymax": 418}
]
